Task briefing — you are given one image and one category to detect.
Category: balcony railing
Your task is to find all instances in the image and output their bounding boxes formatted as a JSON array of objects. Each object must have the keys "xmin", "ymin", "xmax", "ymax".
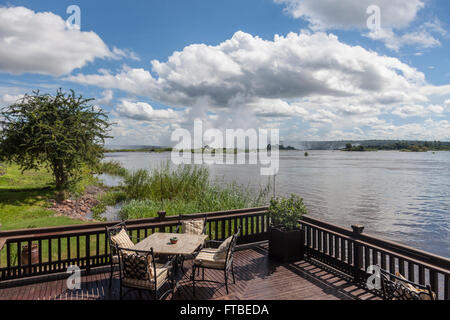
[
  {"xmin": 299, "ymin": 216, "xmax": 450, "ymax": 300},
  {"xmin": 0, "ymin": 207, "xmax": 449, "ymax": 300},
  {"xmin": 0, "ymin": 207, "xmax": 268, "ymax": 281}
]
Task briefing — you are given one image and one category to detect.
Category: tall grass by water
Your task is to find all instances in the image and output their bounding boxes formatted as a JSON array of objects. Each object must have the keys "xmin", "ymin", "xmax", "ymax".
[{"xmin": 118, "ymin": 162, "xmax": 271, "ymax": 220}]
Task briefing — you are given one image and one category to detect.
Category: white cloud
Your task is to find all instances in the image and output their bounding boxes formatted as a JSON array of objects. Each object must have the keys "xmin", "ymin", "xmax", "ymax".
[
  {"xmin": 274, "ymin": 0, "xmax": 424, "ymax": 30},
  {"xmin": 67, "ymin": 31, "xmax": 426, "ymax": 111},
  {"xmin": 444, "ymin": 99, "xmax": 450, "ymax": 109},
  {"xmin": 366, "ymin": 22, "xmax": 444, "ymax": 51},
  {"xmin": 249, "ymin": 99, "xmax": 309, "ymax": 118},
  {"xmin": 275, "ymin": 0, "xmax": 445, "ymax": 51},
  {"xmin": 0, "ymin": 93, "xmax": 24, "ymax": 107},
  {"xmin": 392, "ymin": 104, "xmax": 425, "ymax": 118},
  {"xmin": 96, "ymin": 90, "xmax": 114, "ymax": 105},
  {"xmin": 116, "ymin": 100, "xmax": 184, "ymax": 122},
  {"xmin": 427, "ymin": 104, "xmax": 444, "ymax": 115},
  {"xmin": 0, "ymin": 6, "xmax": 116, "ymax": 76},
  {"xmin": 65, "ymin": 30, "xmax": 450, "ymax": 142}
]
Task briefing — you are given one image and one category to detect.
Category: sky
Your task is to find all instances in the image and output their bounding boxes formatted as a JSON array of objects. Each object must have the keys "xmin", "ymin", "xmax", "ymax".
[{"xmin": 0, "ymin": 0, "xmax": 449, "ymax": 146}]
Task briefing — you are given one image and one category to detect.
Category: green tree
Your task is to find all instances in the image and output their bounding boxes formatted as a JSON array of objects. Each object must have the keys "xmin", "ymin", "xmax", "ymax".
[{"xmin": 0, "ymin": 89, "xmax": 110, "ymax": 189}]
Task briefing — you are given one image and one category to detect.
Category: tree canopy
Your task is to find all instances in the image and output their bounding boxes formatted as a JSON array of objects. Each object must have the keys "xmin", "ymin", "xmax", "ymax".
[{"xmin": 0, "ymin": 89, "xmax": 111, "ymax": 189}]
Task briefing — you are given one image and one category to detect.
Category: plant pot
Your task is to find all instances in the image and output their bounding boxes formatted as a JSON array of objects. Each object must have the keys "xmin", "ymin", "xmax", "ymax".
[
  {"xmin": 158, "ymin": 211, "xmax": 166, "ymax": 219},
  {"xmin": 268, "ymin": 226, "xmax": 304, "ymax": 263},
  {"xmin": 21, "ymin": 243, "xmax": 39, "ymax": 266}
]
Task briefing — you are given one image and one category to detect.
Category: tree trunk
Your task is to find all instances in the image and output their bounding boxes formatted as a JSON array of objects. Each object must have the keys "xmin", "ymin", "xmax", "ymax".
[{"xmin": 53, "ymin": 160, "xmax": 67, "ymax": 189}]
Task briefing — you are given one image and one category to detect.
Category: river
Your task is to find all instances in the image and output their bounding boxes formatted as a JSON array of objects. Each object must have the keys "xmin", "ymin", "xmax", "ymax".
[{"xmin": 99, "ymin": 150, "xmax": 450, "ymax": 258}]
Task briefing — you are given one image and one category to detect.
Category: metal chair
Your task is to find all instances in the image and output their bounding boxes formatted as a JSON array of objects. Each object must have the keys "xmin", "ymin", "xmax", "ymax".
[
  {"xmin": 175, "ymin": 214, "xmax": 208, "ymax": 235},
  {"xmin": 192, "ymin": 227, "xmax": 241, "ymax": 296},
  {"xmin": 379, "ymin": 268, "xmax": 436, "ymax": 300},
  {"xmin": 105, "ymin": 222, "xmax": 135, "ymax": 287},
  {"xmin": 116, "ymin": 246, "xmax": 175, "ymax": 300},
  {"xmin": 175, "ymin": 214, "xmax": 208, "ymax": 270}
]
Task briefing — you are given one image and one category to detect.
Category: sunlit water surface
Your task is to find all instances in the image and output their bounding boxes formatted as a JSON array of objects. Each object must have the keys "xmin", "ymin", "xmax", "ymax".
[{"xmin": 99, "ymin": 150, "xmax": 450, "ymax": 257}]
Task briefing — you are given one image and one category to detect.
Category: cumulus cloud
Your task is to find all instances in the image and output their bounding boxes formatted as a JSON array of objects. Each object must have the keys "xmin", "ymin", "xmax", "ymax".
[
  {"xmin": 392, "ymin": 104, "xmax": 425, "ymax": 118},
  {"xmin": 0, "ymin": 6, "xmax": 118, "ymax": 76},
  {"xmin": 274, "ymin": 0, "xmax": 424, "ymax": 30},
  {"xmin": 96, "ymin": 90, "xmax": 114, "ymax": 105},
  {"xmin": 65, "ymin": 30, "xmax": 450, "ymax": 141},
  {"xmin": 366, "ymin": 19, "xmax": 445, "ymax": 51},
  {"xmin": 249, "ymin": 99, "xmax": 309, "ymax": 118},
  {"xmin": 274, "ymin": 0, "xmax": 445, "ymax": 51},
  {"xmin": 67, "ymin": 31, "xmax": 426, "ymax": 110},
  {"xmin": 116, "ymin": 100, "xmax": 184, "ymax": 122}
]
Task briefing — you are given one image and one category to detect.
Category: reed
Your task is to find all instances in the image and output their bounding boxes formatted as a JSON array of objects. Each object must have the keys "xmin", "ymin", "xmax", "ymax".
[{"xmin": 119, "ymin": 162, "xmax": 271, "ymax": 220}]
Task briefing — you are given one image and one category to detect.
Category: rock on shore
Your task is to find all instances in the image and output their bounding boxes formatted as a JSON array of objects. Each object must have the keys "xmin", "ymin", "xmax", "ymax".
[{"xmin": 50, "ymin": 185, "xmax": 106, "ymax": 221}]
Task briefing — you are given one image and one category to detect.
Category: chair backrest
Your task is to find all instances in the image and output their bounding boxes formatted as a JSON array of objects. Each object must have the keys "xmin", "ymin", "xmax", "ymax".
[
  {"xmin": 379, "ymin": 268, "xmax": 435, "ymax": 300},
  {"xmin": 179, "ymin": 214, "xmax": 208, "ymax": 235},
  {"xmin": 117, "ymin": 246, "xmax": 156, "ymax": 283},
  {"xmin": 225, "ymin": 227, "xmax": 241, "ymax": 268},
  {"xmin": 105, "ymin": 222, "xmax": 127, "ymax": 257}
]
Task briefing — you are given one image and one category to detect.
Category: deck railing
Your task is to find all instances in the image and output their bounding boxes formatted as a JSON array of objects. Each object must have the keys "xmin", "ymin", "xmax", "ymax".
[
  {"xmin": 299, "ymin": 216, "xmax": 450, "ymax": 300},
  {"xmin": 1, "ymin": 207, "xmax": 449, "ymax": 300},
  {"xmin": 0, "ymin": 207, "xmax": 269, "ymax": 282}
]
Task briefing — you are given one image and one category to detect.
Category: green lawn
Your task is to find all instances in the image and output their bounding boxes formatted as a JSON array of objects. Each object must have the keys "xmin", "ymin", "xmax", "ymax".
[{"xmin": 0, "ymin": 164, "xmax": 91, "ymax": 231}]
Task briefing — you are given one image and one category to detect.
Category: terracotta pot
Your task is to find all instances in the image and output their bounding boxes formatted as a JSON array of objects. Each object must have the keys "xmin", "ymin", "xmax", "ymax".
[{"xmin": 21, "ymin": 244, "xmax": 39, "ymax": 266}]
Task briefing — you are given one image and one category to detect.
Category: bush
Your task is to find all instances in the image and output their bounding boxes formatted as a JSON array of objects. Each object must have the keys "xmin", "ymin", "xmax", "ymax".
[{"xmin": 268, "ymin": 195, "xmax": 307, "ymax": 231}]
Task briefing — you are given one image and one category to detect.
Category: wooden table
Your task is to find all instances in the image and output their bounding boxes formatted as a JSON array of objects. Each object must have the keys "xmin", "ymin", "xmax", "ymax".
[{"xmin": 133, "ymin": 233, "xmax": 207, "ymax": 256}]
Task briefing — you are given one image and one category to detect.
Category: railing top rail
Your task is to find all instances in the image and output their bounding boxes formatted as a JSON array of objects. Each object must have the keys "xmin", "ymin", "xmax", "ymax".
[
  {"xmin": 299, "ymin": 215, "xmax": 450, "ymax": 270},
  {"xmin": 0, "ymin": 206, "xmax": 269, "ymax": 242}
]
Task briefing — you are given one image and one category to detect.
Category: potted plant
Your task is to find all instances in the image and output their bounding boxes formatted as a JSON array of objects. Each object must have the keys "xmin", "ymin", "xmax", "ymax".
[
  {"xmin": 158, "ymin": 210, "xmax": 166, "ymax": 220},
  {"xmin": 268, "ymin": 194, "xmax": 307, "ymax": 263}
]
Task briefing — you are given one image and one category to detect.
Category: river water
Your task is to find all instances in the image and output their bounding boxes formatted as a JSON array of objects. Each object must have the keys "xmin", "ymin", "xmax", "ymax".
[{"xmin": 100, "ymin": 150, "xmax": 450, "ymax": 258}]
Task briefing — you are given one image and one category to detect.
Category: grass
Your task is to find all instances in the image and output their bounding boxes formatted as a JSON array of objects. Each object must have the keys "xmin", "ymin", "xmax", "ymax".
[
  {"xmin": 0, "ymin": 164, "xmax": 96, "ymax": 231},
  {"xmin": 93, "ymin": 160, "xmax": 128, "ymax": 177},
  {"xmin": 0, "ymin": 160, "xmax": 271, "ymax": 269}
]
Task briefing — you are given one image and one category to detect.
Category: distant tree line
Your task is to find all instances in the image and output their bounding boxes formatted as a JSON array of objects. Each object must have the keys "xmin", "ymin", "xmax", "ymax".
[{"xmin": 343, "ymin": 141, "xmax": 450, "ymax": 152}]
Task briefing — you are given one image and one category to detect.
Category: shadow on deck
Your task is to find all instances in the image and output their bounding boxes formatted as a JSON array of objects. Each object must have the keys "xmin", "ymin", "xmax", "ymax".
[{"xmin": 0, "ymin": 244, "xmax": 379, "ymax": 300}]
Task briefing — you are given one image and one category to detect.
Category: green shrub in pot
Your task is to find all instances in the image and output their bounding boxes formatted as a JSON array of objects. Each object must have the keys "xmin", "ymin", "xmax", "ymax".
[{"xmin": 268, "ymin": 194, "xmax": 307, "ymax": 230}]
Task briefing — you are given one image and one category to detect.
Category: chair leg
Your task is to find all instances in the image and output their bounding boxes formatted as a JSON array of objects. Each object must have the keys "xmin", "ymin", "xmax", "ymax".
[
  {"xmin": 180, "ymin": 258, "xmax": 184, "ymax": 272},
  {"xmin": 231, "ymin": 264, "xmax": 236, "ymax": 284},
  {"xmin": 192, "ymin": 265, "xmax": 196, "ymax": 297},
  {"xmin": 109, "ymin": 263, "xmax": 114, "ymax": 288},
  {"xmin": 224, "ymin": 270, "xmax": 229, "ymax": 294},
  {"xmin": 202, "ymin": 268, "xmax": 205, "ymax": 280}
]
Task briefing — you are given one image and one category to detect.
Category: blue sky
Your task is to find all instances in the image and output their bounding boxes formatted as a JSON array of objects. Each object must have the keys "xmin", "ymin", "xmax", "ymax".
[{"xmin": 0, "ymin": 0, "xmax": 449, "ymax": 145}]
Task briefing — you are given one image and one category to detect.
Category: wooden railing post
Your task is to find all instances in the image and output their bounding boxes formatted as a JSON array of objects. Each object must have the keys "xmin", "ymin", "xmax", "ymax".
[{"xmin": 351, "ymin": 225, "xmax": 364, "ymax": 282}]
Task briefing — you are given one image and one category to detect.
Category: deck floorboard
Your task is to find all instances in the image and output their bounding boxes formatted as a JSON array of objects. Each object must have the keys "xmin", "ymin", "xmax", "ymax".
[{"xmin": 0, "ymin": 245, "xmax": 379, "ymax": 300}]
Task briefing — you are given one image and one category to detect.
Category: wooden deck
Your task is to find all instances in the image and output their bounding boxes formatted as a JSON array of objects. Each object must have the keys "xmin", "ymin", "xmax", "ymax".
[{"xmin": 0, "ymin": 244, "xmax": 379, "ymax": 300}]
